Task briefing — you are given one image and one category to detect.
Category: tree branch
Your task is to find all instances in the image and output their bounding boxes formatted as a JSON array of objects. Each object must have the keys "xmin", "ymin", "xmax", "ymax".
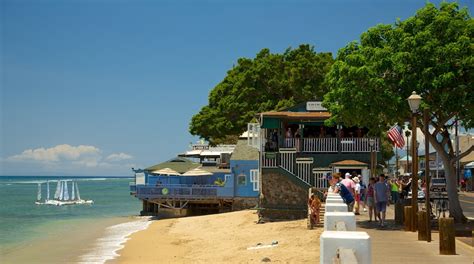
[
  {"xmin": 454, "ymin": 145, "xmax": 474, "ymax": 163},
  {"xmin": 431, "ymin": 112, "xmax": 456, "ymax": 137}
]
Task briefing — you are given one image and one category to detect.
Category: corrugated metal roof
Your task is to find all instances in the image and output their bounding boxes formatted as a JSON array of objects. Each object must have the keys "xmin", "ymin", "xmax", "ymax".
[{"xmin": 145, "ymin": 157, "xmax": 200, "ymax": 174}]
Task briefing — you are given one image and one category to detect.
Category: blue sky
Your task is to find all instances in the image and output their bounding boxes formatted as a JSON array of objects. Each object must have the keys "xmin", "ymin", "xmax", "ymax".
[{"xmin": 1, "ymin": 0, "xmax": 472, "ymax": 176}]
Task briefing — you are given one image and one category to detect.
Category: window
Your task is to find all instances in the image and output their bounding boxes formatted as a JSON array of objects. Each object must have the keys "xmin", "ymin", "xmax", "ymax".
[
  {"xmin": 250, "ymin": 169, "xmax": 259, "ymax": 191},
  {"xmin": 237, "ymin": 173, "xmax": 246, "ymax": 185},
  {"xmin": 224, "ymin": 174, "xmax": 232, "ymax": 183}
]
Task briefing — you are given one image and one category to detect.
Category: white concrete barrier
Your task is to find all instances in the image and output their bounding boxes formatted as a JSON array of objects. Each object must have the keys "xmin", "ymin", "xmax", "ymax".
[
  {"xmin": 325, "ymin": 203, "xmax": 348, "ymax": 212},
  {"xmin": 320, "ymin": 231, "xmax": 371, "ymax": 264},
  {"xmin": 325, "ymin": 197, "xmax": 344, "ymax": 204},
  {"xmin": 324, "ymin": 212, "xmax": 356, "ymax": 231},
  {"xmin": 327, "ymin": 192, "xmax": 340, "ymax": 198}
]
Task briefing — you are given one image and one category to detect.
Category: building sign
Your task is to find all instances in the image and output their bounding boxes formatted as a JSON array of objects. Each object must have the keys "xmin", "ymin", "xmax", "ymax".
[
  {"xmin": 306, "ymin": 101, "xmax": 327, "ymax": 111},
  {"xmin": 265, "ymin": 152, "xmax": 277, "ymax": 159},
  {"xmin": 192, "ymin": 144, "xmax": 209, "ymax": 150}
]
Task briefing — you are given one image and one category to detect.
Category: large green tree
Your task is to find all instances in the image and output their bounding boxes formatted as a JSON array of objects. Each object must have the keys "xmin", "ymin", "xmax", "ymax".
[
  {"xmin": 323, "ymin": 2, "xmax": 473, "ymax": 222},
  {"xmin": 190, "ymin": 45, "xmax": 333, "ymax": 144}
]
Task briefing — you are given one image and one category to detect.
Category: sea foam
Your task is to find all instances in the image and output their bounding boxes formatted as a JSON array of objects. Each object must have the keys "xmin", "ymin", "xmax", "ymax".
[{"xmin": 78, "ymin": 217, "xmax": 151, "ymax": 264}]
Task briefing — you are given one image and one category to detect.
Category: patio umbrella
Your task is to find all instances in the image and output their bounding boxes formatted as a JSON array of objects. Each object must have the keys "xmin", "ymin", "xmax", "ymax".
[
  {"xmin": 151, "ymin": 168, "xmax": 181, "ymax": 176},
  {"xmin": 182, "ymin": 167, "xmax": 213, "ymax": 176}
]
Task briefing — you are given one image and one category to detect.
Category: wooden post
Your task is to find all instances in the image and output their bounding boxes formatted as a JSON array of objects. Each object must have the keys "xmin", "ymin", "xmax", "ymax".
[
  {"xmin": 439, "ymin": 217, "xmax": 456, "ymax": 255},
  {"xmin": 404, "ymin": 206, "xmax": 413, "ymax": 231},
  {"xmin": 395, "ymin": 201, "xmax": 404, "ymax": 225},
  {"xmin": 418, "ymin": 211, "xmax": 427, "ymax": 241}
]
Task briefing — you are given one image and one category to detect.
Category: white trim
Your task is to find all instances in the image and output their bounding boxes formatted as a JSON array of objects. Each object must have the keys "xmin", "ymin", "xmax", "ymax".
[{"xmin": 250, "ymin": 169, "xmax": 259, "ymax": 191}]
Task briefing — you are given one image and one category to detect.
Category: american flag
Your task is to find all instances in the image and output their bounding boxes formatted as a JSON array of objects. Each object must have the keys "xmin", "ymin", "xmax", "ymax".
[{"xmin": 387, "ymin": 125, "xmax": 405, "ymax": 149}]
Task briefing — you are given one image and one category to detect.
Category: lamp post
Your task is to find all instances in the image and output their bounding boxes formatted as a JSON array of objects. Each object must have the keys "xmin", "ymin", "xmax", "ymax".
[
  {"xmin": 408, "ymin": 91, "xmax": 421, "ymax": 232},
  {"xmin": 369, "ymin": 138, "xmax": 375, "ymax": 177},
  {"xmin": 424, "ymin": 108, "xmax": 431, "ymax": 242}
]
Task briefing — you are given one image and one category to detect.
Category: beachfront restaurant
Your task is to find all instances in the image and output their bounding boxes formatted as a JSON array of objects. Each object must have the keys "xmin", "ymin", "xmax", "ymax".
[
  {"xmin": 130, "ymin": 141, "xmax": 259, "ymax": 216},
  {"xmin": 253, "ymin": 101, "xmax": 381, "ymax": 220}
]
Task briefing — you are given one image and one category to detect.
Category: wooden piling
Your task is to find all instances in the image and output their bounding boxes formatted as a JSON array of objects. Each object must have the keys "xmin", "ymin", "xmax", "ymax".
[
  {"xmin": 395, "ymin": 202, "xmax": 404, "ymax": 225},
  {"xmin": 404, "ymin": 206, "xmax": 413, "ymax": 232},
  {"xmin": 417, "ymin": 211, "xmax": 427, "ymax": 241},
  {"xmin": 439, "ymin": 217, "xmax": 456, "ymax": 255}
]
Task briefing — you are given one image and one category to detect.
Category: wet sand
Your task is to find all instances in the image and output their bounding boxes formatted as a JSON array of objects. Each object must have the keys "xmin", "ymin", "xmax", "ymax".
[
  {"xmin": 112, "ymin": 210, "xmax": 321, "ymax": 263},
  {"xmin": 0, "ymin": 217, "xmax": 133, "ymax": 264}
]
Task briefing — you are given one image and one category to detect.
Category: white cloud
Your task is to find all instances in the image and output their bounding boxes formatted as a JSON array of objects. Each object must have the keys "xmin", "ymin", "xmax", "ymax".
[
  {"xmin": 5, "ymin": 144, "xmax": 134, "ymax": 170},
  {"xmin": 106, "ymin": 153, "xmax": 133, "ymax": 162},
  {"xmin": 7, "ymin": 144, "xmax": 101, "ymax": 163}
]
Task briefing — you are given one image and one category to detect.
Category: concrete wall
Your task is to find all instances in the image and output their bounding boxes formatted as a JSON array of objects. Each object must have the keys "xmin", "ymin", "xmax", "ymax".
[{"xmin": 259, "ymin": 168, "xmax": 309, "ymax": 220}]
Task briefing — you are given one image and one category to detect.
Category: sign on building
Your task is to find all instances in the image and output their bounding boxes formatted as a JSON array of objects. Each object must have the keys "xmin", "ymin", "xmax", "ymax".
[{"xmin": 306, "ymin": 101, "xmax": 327, "ymax": 111}]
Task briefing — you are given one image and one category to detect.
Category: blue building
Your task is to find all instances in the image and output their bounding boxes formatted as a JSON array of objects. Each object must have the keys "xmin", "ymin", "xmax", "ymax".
[{"xmin": 130, "ymin": 140, "xmax": 259, "ymax": 216}]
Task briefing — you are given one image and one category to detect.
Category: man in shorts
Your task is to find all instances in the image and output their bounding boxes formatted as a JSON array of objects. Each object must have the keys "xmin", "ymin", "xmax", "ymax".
[{"xmin": 374, "ymin": 174, "xmax": 390, "ymax": 227}]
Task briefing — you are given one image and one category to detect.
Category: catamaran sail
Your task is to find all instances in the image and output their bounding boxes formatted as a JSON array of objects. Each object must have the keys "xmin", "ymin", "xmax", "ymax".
[
  {"xmin": 59, "ymin": 181, "xmax": 64, "ymax": 201},
  {"xmin": 76, "ymin": 182, "xmax": 81, "ymax": 200},
  {"xmin": 35, "ymin": 179, "xmax": 93, "ymax": 206},
  {"xmin": 54, "ymin": 180, "xmax": 61, "ymax": 199},
  {"xmin": 71, "ymin": 181, "xmax": 75, "ymax": 200},
  {"xmin": 37, "ymin": 183, "xmax": 41, "ymax": 201},
  {"xmin": 64, "ymin": 181, "xmax": 69, "ymax": 201},
  {"xmin": 46, "ymin": 181, "xmax": 50, "ymax": 201}
]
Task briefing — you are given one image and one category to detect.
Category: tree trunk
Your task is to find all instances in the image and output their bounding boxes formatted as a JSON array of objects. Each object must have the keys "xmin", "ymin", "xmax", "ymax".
[
  {"xmin": 425, "ymin": 130, "xmax": 467, "ymax": 223},
  {"xmin": 443, "ymin": 161, "xmax": 467, "ymax": 223}
]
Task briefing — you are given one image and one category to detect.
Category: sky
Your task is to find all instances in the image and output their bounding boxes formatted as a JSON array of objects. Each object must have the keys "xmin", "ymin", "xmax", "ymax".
[{"xmin": 1, "ymin": 0, "xmax": 472, "ymax": 176}]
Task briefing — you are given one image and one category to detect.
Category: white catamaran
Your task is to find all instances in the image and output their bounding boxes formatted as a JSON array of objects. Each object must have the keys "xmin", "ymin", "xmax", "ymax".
[{"xmin": 35, "ymin": 180, "xmax": 93, "ymax": 206}]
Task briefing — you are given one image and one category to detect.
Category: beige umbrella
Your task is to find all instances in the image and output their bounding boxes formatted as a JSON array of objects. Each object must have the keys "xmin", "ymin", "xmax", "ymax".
[
  {"xmin": 151, "ymin": 168, "xmax": 181, "ymax": 176},
  {"xmin": 182, "ymin": 167, "xmax": 213, "ymax": 176}
]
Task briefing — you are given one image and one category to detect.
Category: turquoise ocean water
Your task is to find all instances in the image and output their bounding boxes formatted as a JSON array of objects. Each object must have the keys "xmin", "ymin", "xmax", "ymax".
[{"xmin": 0, "ymin": 176, "xmax": 141, "ymax": 255}]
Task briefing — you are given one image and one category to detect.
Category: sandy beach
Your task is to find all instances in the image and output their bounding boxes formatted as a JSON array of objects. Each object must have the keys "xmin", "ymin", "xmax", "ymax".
[{"xmin": 112, "ymin": 210, "xmax": 321, "ymax": 263}]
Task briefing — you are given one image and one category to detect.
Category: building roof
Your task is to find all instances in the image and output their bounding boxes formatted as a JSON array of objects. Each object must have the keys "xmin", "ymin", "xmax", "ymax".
[
  {"xmin": 230, "ymin": 139, "xmax": 259, "ymax": 161},
  {"xmin": 145, "ymin": 157, "xmax": 201, "ymax": 174},
  {"xmin": 260, "ymin": 111, "xmax": 331, "ymax": 119},
  {"xmin": 330, "ymin": 160, "xmax": 368, "ymax": 167}
]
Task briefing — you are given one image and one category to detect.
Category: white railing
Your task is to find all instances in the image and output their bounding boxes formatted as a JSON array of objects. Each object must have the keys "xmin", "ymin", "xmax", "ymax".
[
  {"xmin": 340, "ymin": 137, "xmax": 379, "ymax": 152},
  {"xmin": 313, "ymin": 169, "xmax": 331, "ymax": 189},
  {"xmin": 296, "ymin": 158, "xmax": 313, "ymax": 185},
  {"xmin": 261, "ymin": 153, "xmax": 278, "ymax": 168},
  {"xmin": 302, "ymin": 138, "xmax": 338, "ymax": 152},
  {"xmin": 279, "ymin": 148, "xmax": 296, "ymax": 174}
]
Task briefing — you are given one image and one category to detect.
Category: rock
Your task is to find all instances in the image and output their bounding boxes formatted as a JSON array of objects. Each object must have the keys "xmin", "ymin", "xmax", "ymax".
[{"xmin": 261, "ymin": 257, "xmax": 271, "ymax": 262}]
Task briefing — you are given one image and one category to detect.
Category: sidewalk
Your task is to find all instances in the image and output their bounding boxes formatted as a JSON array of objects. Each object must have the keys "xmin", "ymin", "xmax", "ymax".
[{"xmin": 354, "ymin": 205, "xmax": 474, "ymax": 263}]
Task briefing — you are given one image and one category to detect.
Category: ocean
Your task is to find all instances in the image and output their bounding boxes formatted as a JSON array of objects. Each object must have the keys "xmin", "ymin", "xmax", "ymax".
[{"xmin": 0, "ymin": 176, "xmax": 146, "ymax": 263}]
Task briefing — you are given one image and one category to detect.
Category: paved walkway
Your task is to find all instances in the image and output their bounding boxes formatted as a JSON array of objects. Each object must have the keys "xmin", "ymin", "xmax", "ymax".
[{"xmin": 354, "ymin": 204, "xmax": 474, "ymax": 263}]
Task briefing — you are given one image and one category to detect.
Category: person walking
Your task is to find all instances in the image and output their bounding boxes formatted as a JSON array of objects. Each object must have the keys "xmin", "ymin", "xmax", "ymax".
[
  {"xmin": 341, "ymin": 173, "xmax": 356, "ymax": 197},
  {"xmin": 353, "ymin": 177, "xmax": 361, "ymax": 215},
  {"xmin": 330, "ymin": 174, "xmax": 355, "ymax": 212},
  {"xmin": 390, "ymin": 178, "xmax": 399, "ymax": 204},
  {"xmin": 365, "ymin": 177, "xmax": 377, "ymax": 222},
  {"xmin": 374, "ymin": 174, "xmax": 390, "ymax": 227},
  {"xmin": 359, "ymin": 176, "xmax": 367, "ymax": 212}
]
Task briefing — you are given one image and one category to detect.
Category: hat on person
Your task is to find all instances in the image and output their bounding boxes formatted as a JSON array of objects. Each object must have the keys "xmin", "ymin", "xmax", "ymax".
[
  {"xmin": 345, "ymin": 173, "xmax": 351, "ymax": 178},
  {"xmin": 353, "ymin": 177, "xmax": 360, "ymax": 183}
]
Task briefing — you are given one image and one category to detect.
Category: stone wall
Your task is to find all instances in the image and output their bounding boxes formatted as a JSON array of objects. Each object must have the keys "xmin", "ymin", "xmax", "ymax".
[
  {"xmin": 258, "ymin": 168, "xmax": 310, "ymax": 221},
  {"xmin": 232, "ymin": 197, "xmax": 258, "ymax": 210}
]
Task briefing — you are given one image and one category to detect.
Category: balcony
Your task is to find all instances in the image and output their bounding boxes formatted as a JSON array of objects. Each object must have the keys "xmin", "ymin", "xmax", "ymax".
[
  {"xmin": 135, "ymin": 184, "xmax": 234, "ymax": 200},
  {"xmin": 268, "ymin": 137, "xmax": 379, "ymax": 153}
]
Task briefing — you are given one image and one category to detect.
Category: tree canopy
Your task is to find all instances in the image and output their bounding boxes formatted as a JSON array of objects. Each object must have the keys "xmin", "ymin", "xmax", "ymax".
[
  {"xmin": 189, "ymin": 45, "xmax": 334, "ymax": 144},
  {"xmin": 323, "ymin": 2, "xmax": 473, "ymax": 221}
]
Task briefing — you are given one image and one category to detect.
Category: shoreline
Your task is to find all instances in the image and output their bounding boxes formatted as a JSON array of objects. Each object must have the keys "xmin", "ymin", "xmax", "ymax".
[
  {"xmin": 112, "ymin": 210, "xmax": 321, "ymax": 263},
  {"xmin": 0, "ymin": 216, "xmax": 142, "ymax": 264}
]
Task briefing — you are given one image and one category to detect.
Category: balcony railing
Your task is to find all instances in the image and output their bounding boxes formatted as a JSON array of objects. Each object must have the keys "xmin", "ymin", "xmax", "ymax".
[
  {"xmin": 268, "ymin": 137, "xmax": 380, "ymax": 153},
  {"xmin": 302, "ymin": 138, "xmax": 338, "ymax": 152},
  {"xmin": 135, "ymin": 184, "xmax": 233, "ymax": 199},
  {"xmin": 339, "ymin": 137, "xmax": 379, "ymax": 152}
]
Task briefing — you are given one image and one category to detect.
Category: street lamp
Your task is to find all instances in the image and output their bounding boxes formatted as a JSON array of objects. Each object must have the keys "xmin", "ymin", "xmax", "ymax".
[
  {"xmin": 369, "ymin": 138, "xmax": 375, "ymax": 177},
  {"xmin": 408, "ymin": 91, "xmax": 421, "ymax": 232},
  {"xmin": 424, "ymin": 108, "xmax": 431, "ymax": 242}
]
